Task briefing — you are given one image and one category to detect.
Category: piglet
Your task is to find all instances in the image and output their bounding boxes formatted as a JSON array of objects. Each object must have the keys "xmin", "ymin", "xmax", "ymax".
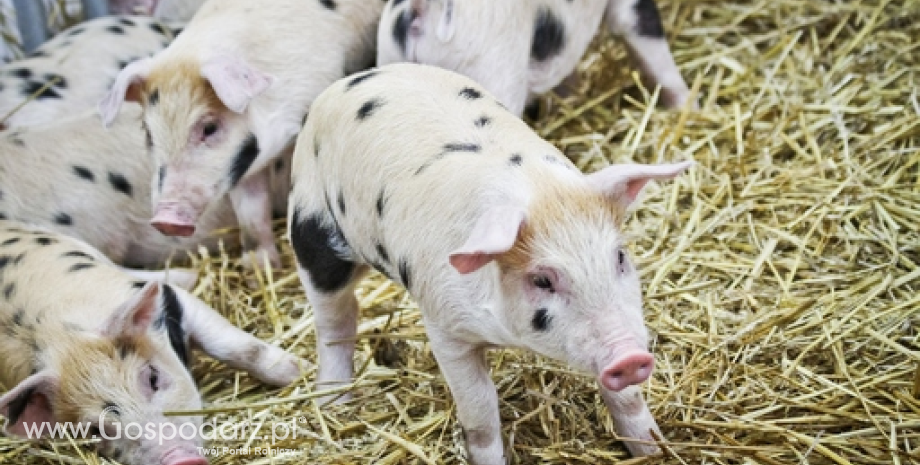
[
  {"xmin": 0, "ymin": 220, "xmax": 305, "ymax": 465},
  {"xmin": 377, "ymin": 0, "xmax": 693, "ymax": 116},
  {"xmin": 288, "ymin": 63, "xmax": 693, "ymax": 463},
  {"xmin": 0, "ymin": 105, "xmax": 258, "ymax": 268},
  {"xmin": 98, "ymin": 0, "xmax": 384, "ymax": 269}
]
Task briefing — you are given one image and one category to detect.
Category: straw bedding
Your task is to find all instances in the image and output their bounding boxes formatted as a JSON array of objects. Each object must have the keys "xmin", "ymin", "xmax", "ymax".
[{"xmin": 1, "ymin": 0, "xmax": 918, "ymax": 464}]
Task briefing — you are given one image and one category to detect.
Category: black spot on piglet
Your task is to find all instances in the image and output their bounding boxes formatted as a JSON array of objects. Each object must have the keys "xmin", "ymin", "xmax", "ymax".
[
  {"xmin": 532, "ymin": 308, "xmax": 551, "ymax": 331},
  {"xmin": 68, "ymin": 263, "xmax": 94, "ymax": 272},
  {"xmin": 11, "ymin": 68, "xmax": 31, "ymax": 79},
  {"xmin": 459, "ymin": 87, "xmax": 482, "ymax": 99},
  {"xmin": 3, "ymin": 283, "xmax": 15, "ymax": 299},
  {"xmin": 229, "ymin": 134, "xmax": 259, "ymax": 187},
  {"xmin": 290, "ymin": 209, "xmax": 356, "ymax": 293},
  {"xmin": 376, "ymin": 243, "xmax": 390, "ymax": 264},
  {"xmin": 357, "ymin": 99, "xmax": 384, "ymax": 120},
  {"xmin": 634, "ymin": 0, "xmax": 665, "ymax": 38},
  {"xmin": 531, "ymin": 7, "xmax": 567, "ymax": 62},
  {"xmin": 156, "ymin": 284, "xmax": 189, "ymax": 366},
  {"xmin": 22, "ymin": 81, "xmax": 61, "ymax": 99},
  {"xmin": 443, "ymin": 143, "xmax": 481, "ymax": 153},
  {"xmin": 53, "ymin": 213, "xmax": 72, "ymax": 226},
  {"xmin": 347, "ymin": 70, "xmax": 378, "ymax": 89},
  {"xmin": 398, "ymin": 259, "xmax": 412, "ymax": 290},
  {"xmin": 392, "ymin": 9, "xmax": 416, "ymax": 56},
  {"xmin": 108, "ymin": 172, "xmax": 133, "ymax": 197},
  {"xmin": 319, "ymin": 0, "xmax": 336, "ymax": 9}
]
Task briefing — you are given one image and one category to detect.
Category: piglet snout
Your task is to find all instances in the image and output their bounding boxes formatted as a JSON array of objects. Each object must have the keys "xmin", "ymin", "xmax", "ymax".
[
  {"xmin": 161, "ymin": 447, "xmax": 207, "ymax": 465},
  {"xmin": 168, "ymin": 458, "xmax": 208, "ymax": 465},
  {"xmin": 151, "ymin": 203, "xmax": 198, "ymax": 237},
  {"xmin": 599, "ymin": 351, "xmax": 655, "ymax": 392}
]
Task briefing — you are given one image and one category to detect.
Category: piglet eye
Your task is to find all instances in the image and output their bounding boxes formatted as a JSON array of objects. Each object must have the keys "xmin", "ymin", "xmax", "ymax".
[
  {"xmin": 202, "ymin": 122, "xmax": 218, "ymax": 138},
  {"xmin": 531, "ymin": 274, "xmax": 554, "ymax": 293},
  {"xmin": 148, "ymin": 366, "xmax": 160, "ymax": 392},
  {"xmin": 617, "ymin": 250, "xmax": 628, "ymax": 273}
]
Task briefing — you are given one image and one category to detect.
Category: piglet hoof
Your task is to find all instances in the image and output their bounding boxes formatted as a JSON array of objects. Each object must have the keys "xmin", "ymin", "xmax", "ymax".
[
  {"xmin": 241, "ymin": 247, "xmax": 282, "ymax": 272},
  {"xmin": 663, "ymin": 87, "xmax": 698, "ymax": 111},
  {"xmin": 163, "ymin": 269, "xmax": 199, "ymax": 291},
  {"xmin": 625, "ymin": 439, "xmax": 663, "ymax": 458},
  {"xmin": 254, "ymin": 347, "xmax": 309, "ymax": 387}
]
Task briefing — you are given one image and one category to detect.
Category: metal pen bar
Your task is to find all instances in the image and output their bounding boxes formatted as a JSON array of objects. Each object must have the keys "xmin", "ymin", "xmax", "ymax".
[
  {"xmin": 11, "ymin": 0, "xmax": 49, "ymax": 53},
  {"xmin": 12, "ymin": 0, "xmax": 111, "ymax": 54}
]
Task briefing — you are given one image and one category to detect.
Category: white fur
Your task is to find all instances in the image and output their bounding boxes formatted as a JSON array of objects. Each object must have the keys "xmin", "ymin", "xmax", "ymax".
[
  {"xmin": 377, "ymin": 0, "xmax": 693, "ymax": 115},
  {"xmin": 289, "ymin": 64, "xmax": 693, "ymax": 463}
]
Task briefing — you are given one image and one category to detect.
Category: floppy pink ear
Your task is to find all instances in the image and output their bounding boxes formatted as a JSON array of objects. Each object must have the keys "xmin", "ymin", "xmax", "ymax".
[
  {"xmin": 100, "ymin": 281, "xmax": 161, "ymax": 338},
  {"xmin": 99, "ymin": 57, "xmax": 153, "ymax": 127},
  {"xmin": 0, "ymin": 371, "xmax": 59, "ymax": 437},
  {"xmin": 449, "ymin": 206, "xmax": 525, "ymax": 274},
  {"xmin": 201, "ymin": 55, "xmax": 274, "ymax": 113},
  {"xmin": 587, "ymin": 161, "xmax": 695, "ymax": 207}
]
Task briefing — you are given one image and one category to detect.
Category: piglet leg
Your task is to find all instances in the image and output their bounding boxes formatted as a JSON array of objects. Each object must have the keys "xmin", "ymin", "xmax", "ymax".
[
  {"xmin": 600, "ymin": 384, "xmax": 663, "ymax": 456},
  {"xmin": 428, "ymin": 329, "xmax": 505, "ymax": 465},
  {"xmin": 298, "ymin": 266, "xmax": 362, "ymax": 404},
  {"xmin": 605, "ymin": 0, "xmax": 693, "ymax": 109},
  {"xmin": 229, "ymin": 168, "xmax": 282, "ymax": 270},
  {"xmin": 176, "ymin": 287, "xmax": 306, "ymax": 386}
]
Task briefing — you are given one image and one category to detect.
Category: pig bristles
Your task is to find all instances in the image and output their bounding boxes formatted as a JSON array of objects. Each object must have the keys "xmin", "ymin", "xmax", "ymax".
[{"xmin": 3, "ymin": 0, "xmax": 919, "ymax": 463}]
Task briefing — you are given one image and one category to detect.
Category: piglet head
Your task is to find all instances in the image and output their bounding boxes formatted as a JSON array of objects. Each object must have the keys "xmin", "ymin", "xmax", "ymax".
[
  {"xmin": 103, "ymin": 54, "xmax": 273, "ymax": 237},
  {"xmin": 0, "ymin": 282, "xmax": 206, "ymax": 465},
  {"xmin": 449, "ymin": 161, "xmax": 693, "ymax": 392}
]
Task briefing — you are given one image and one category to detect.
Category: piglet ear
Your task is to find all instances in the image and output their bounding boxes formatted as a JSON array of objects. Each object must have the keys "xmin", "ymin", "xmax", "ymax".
[
  {"xmin": 100, "ymin": 281, "xmax": 162, "ymax": 338},
  {"xmin": 587, "ymin": 161, "xmax": 695, "ymax": 207},
  {"xmin": 99, "ymin": 58, "xmax": 152, "ymax": 127},
  {"xmin": 0, "ymin": 371, "xmax": 59, "ymax": 437},
  {"xmin": 201, "ymin": 55, "xmax": 274, "ymax": 114},
  {"xmin": 449, "ymin": 206, "xmax": 525, "ymax": 274}
]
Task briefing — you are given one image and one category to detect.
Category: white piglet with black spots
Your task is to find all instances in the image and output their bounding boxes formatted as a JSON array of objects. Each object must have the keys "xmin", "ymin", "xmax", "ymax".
[
  {"xmin": 377, "ymin": 0, "xmax": 693, "ymax": 116},
  {"xmin": 288, "ymin": 63, "xmax": 693, "ymax": 464},
  {"xmin": 0, "ymin": 15, "xmax": 181, "ymax": 129},
  {"xmin": 0, "ymin": 221, "xmax": 305, "ymax": 465},
  {"xmin": 0, "ymin": 106, "xmax": 245, "ymax": 268},
  {"xmin": 99, "ymin": 0, "xmax": 385, "ymax": 268}
]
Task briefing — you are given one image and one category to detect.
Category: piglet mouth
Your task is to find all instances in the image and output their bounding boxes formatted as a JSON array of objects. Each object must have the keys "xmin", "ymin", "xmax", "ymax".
[
  {"xmin": 161, "ymin": 446, "xmax": 207, "ymax": 465},
  {"xmin": 150, "ymin": 202, "xmax": 200, "ymax": 237}
]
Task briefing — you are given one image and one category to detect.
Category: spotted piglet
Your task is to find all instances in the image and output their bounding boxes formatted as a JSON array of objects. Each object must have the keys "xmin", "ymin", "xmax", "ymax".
[
  {"xmin": 288, "ymin": 63, "xmax": 693, "ymax": 463},
  {"xmin": 377, "ymin": 0, "xmax": 693, "ymax": 116},
  {"xmin": 0, "ymin": 15, "xmax": 181, "ymax": 129},
  {"xmin": 98, "ymin": 0, "xmax": 385, "ymax": 269},
  {"xmin": 0, "ymin": 105, "xmax": 246, "ymax": 268},
  {"xmin": 0, "ymin": 221, "xmax": 305, "ymax": 465}
]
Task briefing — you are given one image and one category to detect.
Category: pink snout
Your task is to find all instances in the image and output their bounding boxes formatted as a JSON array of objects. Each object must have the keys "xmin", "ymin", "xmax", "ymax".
[
  {"xmin": 161, "ymin": 448, "xmax": 207, "ymax": 465},
  {"xmin": 150, "ymin": 203, "xmax": 198, "ymax": 237},
  {"xmin": 167, "ymin": 458, "xmax": 208, "ymax": 465},
  {"xmin": 599, "ymin": 351, "xmax": 655, "ymax": 392}
]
